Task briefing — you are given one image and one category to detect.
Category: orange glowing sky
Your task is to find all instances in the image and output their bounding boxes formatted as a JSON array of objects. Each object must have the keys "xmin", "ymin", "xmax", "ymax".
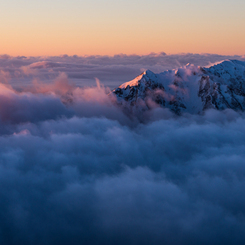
[{"xmin": 1, "ymin": 0, "xmax": 245, "ymax": 56}]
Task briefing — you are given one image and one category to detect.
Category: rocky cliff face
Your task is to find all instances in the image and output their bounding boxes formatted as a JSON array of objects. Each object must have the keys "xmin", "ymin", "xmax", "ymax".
[{"xmin": 113, "ymin": 60, "xmax": 245, "ymax": 114}]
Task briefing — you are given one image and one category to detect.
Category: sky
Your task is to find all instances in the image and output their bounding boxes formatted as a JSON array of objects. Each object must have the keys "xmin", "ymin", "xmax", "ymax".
[
  {"xmin": 1, "ymin": 0, "xmax": 245, "ymax": 56},
  {"xmin": 1, "ymin": 2, "xmax": 245, "ymax": 244}
]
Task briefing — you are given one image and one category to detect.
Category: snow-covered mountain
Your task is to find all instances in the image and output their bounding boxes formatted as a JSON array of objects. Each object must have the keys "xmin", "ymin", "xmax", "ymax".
[{"xmin": 113, "ymin": 60, "xmax": 245, "ymax": 114}]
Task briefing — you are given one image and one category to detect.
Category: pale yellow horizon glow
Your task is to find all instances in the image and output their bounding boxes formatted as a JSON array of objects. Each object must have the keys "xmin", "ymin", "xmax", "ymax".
[{"xmin": 0, "ymin": 0, "xmax": 245, "ymax": 56}]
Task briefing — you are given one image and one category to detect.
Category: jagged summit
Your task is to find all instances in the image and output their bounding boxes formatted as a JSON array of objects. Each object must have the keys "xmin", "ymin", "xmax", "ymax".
[
  {"xmin": 113, "ymin": 60, "xmax": 245, "ymax": 114},
  {"xmin": 119, "ymin": 69, "xmax": 156, "ymax": 89}
]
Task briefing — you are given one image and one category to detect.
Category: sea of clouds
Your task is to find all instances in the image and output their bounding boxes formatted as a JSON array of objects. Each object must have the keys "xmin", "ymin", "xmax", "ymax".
[
  {"xmin": 1, "ymin": 53, "xmax": 245, "ymax": 245},
  {"xmin": 1, "ymin": 52, "xmax": 244, "ymax": 90}
]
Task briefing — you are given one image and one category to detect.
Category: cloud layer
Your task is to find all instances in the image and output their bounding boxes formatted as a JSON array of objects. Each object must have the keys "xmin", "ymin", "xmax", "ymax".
[
  {"xmin": 1, "ymin": 54, "xmax": 245, "ymax": 244},
  {"xmin": 1, "ymin": 53, "xmax": 245, "ymax": 90}
]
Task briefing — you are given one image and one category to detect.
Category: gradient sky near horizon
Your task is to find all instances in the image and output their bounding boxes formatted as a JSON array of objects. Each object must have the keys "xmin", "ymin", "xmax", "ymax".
[{"xmin": 1, "ymin": 0, "xmax": 245, "ymax": 56}]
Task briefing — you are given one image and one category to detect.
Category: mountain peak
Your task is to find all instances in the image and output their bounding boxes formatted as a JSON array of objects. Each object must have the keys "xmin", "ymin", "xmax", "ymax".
[
  {"xmin": 143, "ymin": 69, "xmax": 154, "ymax": 75},
  {"xmin": 113, "ymin": 60, "xmax": 245, "ymax": 115},
  {"xmin": 118, "ymin": 69, "xmax": 156, "ymax": 89}
]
